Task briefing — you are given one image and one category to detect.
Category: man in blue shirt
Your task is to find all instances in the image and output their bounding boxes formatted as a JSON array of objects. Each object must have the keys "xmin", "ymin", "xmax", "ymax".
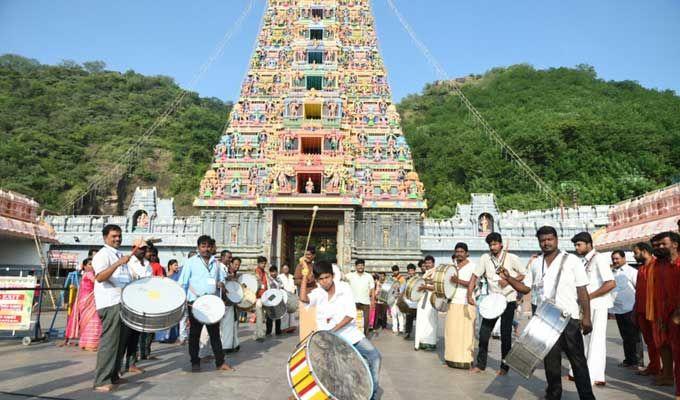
[{"xmin": 178, "ymin": 235, "xmax": 234, "ymax": 372}]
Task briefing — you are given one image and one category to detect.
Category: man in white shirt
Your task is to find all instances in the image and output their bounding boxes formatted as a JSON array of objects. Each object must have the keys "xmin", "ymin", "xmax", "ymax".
[
  {"xmin": 570, "ymin": 231, "xmax": 616, "ymax": 386},
  {"xmin": 467, "ymin": 232, "xmax": 526, "ymax": 376},
  {"xmin": 92, "ymin": 224, "xmax": 133, "ymax": 393},
  {"xmin": 278, "ymin": 264, "xmax": 297, "ymax": 334},
  {"xmin": 121, "ymin": 239, "xmax": 152, "ymax": 374},
  {"xmin": 502, "ymin": 226, "xmax": 595, "ymax": 400},
  {"xmin": 299, "ymin": 261, "xmax": 382, "ymax": 400},
  {"xmin": 346, "ymin": 259, "xmax": 375, "ymax": 336},
  {"xmin": 415, "ymin": 255, "xmax": 438, "ymax": 350},
  {"xmin": 444, "ymin": 243, "xmax": 476, "ymax": 369},
  {"xmin": 610, "ymin": 250, "xmax": 642, "ymax": 368}
]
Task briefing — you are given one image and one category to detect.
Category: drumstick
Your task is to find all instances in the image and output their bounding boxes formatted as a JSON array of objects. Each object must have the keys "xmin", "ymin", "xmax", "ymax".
[{"xmin": 302, "ymin": 206, "xmax": 319, "ymax": 277}]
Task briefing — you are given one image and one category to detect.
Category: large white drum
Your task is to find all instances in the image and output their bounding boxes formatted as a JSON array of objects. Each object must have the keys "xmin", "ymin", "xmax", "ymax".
[
  {"xmin": 377, "ymin": 280, "xmax": 400, "ymax": 306},
  {"xmin": 224, "ymin": 280, "xmax": 244, "ymax": 306},
  {"xmin": 120, "ymin": 277, "xmax": 186, "ymax": 332},
  {"xmin": 479, "ymin": 293, "xmax": 507, "ymax": 320},
  {"xmin": 191, "ymin": 294, "xmax": 226, "ymax": 325},
  {"xmin": 432, "ymin": 264, "xmax": 457, "ymax": 299},
  {"xmin": 285, "ymin": 291, "xmax": 299, "ymax": 314},
  {"xmin": 238, "ymin": 273, "xmax": 259, "ymax": 295}
]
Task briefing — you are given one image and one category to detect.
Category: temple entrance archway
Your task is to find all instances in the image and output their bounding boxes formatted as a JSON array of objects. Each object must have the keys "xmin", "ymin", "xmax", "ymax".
[{"xmin": 272, "ymin": 209, "xmax": 350, "ymax": 270}]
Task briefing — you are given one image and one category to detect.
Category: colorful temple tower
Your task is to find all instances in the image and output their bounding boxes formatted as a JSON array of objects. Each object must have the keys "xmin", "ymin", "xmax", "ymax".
[{"xmin": 194, "ymin": 0, "xmax": 426, "ymax": 269}]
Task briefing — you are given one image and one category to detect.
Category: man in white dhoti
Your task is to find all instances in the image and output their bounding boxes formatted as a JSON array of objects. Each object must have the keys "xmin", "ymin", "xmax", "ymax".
[
  {"xmin": 568, "ymin": 232, "xmax": 616, "ymax": 386},
  {"xmin": 278, "ymin": 264, "xmax": 296, "ymax": 334},
  {"xmin": 389, "ymin": 265, "xmax": 406, "ymax": 335},
  {"xmin": 415, "ymin": 255, "xmax": 438, "ymax": 351}
]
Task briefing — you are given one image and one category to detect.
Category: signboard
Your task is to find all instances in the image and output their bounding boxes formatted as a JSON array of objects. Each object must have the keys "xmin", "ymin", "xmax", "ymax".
[{"xmin": 0, "ymin": 276, "xmax": 36, "ymax": 331}]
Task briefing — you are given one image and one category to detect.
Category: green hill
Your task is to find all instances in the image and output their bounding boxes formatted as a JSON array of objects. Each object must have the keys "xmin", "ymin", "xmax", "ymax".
[
  {"xmin": 2, "ymin": 56, "xmax": 678, "ymax": 218},
  {"xmin": 399, "ymin": 64, "xmax": 680, "ymax": 218},
  {"xmin": 0, "ymin": 54, "xmax": 230, "ymax": 215}
]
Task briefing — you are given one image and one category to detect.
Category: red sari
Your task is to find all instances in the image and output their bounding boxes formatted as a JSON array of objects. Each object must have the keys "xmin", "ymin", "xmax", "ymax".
[{"xmin": 64, "ymin": 271, "xmax": 102, "ymax": 350}]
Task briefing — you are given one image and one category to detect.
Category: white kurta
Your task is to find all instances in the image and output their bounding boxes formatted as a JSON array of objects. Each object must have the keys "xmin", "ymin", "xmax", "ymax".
[{"xmin": 415, "ymin": 291, "xmax": 438, "ymax": 348}]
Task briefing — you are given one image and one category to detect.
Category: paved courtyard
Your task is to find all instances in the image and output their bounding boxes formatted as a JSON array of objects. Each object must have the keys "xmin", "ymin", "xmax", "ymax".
[{"xmin": 0, "ymin": 313, "xmax": 675, "ymax": 400}]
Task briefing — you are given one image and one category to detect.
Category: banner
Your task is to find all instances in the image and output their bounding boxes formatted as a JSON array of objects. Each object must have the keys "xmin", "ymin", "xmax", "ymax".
[{"xmin": 0, "ymin": 276, "xmax": 36, "ymax": 331}]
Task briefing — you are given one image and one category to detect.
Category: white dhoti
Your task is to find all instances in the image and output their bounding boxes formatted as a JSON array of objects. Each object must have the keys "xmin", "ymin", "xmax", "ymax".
[
  {"xmin": 390, "ymin": 304, "xmax": 405, "ymax": 333},
  {"xmin": 198, "ymin": 306, "xmax": 239, "ymax": 358},
  {"xmin": 569, "ymin": 307, "xmax": 608, "ymax": 383},
  {"xmin": 414, "ymin": 292, "xmax": 438, "ymax": 349}
]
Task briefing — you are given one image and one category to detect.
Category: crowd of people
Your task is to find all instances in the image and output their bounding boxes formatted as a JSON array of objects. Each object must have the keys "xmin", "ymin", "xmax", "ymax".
[{"xmin": 58, "ymin": 222, "xmax": 679, "ymax": 399}]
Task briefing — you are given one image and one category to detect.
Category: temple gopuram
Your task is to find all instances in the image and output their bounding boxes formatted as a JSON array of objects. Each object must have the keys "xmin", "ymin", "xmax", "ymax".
[{"xmin": 194, "ymin": 0, "xmax": 426, "ymax": 268}]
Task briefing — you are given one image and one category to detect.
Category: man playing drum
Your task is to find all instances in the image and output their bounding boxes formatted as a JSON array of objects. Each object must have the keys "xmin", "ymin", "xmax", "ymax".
[
  {"xmin": 444, "ymin": 243, "xmax": 476, "ymax": 369},
  {"xmin": 467, "ymin": 232, "xmax": 525, "ymax": 376},
  {"xmin": 501, "ymin": 226, "xmax": 595, "ymax": 400},
  {"xmin": 254, "ymin": 256, "xmax": 269, "ymax": 342},
  {"xmin": 177, "ymin": 235, "xmax": 234, "ymax": 373},
  {"xmin": 92, "ymin": 224, "xmax": 133, "ymax": 393},
  {"xmin": 299, "ymin": 261, "xmax": 382, "ymax": 400},
  {"xmin": 415, "ymin": 255, "xmax": 438, "ymax": 351},
  {"xmin": 389, "ymin": 265, "xmax": 407, "ymax": 335},
  {"xmin": 402, "ymin": 263, "xmax": 418, "ymax": 340}
]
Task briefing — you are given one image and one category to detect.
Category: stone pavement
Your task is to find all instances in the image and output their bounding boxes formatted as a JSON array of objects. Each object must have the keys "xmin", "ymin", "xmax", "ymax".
[{"xmin": 0, "ymin": 313, "xmax": 675, "ymax": 400}]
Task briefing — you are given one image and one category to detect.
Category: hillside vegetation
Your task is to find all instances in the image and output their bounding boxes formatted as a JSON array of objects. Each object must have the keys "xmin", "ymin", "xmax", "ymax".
[{"xmin": 399, "ymin": 64, "xmax": 680, "ymax": 217}]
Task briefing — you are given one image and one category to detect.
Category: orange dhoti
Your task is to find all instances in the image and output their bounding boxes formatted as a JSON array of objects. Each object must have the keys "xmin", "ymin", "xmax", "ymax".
[{"xmin": 299, "ymin": 305, "xmax": 317, "ymax": 341}]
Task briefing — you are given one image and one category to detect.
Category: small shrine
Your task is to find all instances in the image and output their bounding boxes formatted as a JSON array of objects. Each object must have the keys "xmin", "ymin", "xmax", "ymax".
[{"xmin": 194, "ymin": 0, "xmax": 426, "ymax": 268}]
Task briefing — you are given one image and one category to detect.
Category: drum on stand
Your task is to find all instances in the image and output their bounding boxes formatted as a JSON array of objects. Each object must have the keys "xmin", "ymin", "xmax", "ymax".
[
  {"xmin": 478, "ymin": 293, "xmax": 507, "ymax": 320},
  {"xmin": 285, "ymin": 291, "xmax": 299, "ymax": 314},
  {"xmin": 238, "ymin": 287, "xmax": 256, "ymax": 311},
  {"xmin": 287, "ymin": 331, "xmax": 373, "ymax": 400},
  {"xmin": 262, "ymin": 289, "xmax": 287, "ymax": 320},
  {"xmin": 224, "ymin": 280, "xmax": 244, "ymax": 307},
  {"xmin": 405, "ymin": 276, "xmax": 425, "ymax": 303},
  {"xmin": 238, "ymin": 273, "xmax": 260, "ymax": 295},
  {"xmin": 504, "ymin": 301, "xmax": 570, "ymax": 379},
  {"xmin": 191, "ymin": 294, "xmax": 226, "ymax": 325},
  {"xmin": 432, "ymin": 264, "xmax": 457, "ymax": 299},
  {"xmin": 120, "ymin": 277, "xmax": 186, "ymax": 332},
  {"xmin": 377, "ymin": 280, "xmax": 400, "ymax": 306}
]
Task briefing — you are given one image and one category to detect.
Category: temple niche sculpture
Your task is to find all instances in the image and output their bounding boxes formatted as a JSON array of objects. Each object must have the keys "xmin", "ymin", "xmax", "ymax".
[{"xmin": 194, "ymin": 0, "xmax": 426, "ymax": 268}]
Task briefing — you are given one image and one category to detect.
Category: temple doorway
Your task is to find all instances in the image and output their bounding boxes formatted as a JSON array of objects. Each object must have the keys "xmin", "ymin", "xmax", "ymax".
[{"xmin": 274, "ymin": 210, "xmax": 345, "ymax": 270}]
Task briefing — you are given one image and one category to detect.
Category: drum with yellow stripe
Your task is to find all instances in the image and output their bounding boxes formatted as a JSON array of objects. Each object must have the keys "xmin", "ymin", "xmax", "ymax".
[{"xmin": 287, "ymin": 331, "xmax": 373, "ymax": 400}]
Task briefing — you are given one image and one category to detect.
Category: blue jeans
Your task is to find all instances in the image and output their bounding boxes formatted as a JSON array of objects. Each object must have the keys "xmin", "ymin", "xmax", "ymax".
[{"xmin": 354, "ymin": 337, "xmax": 381, "ymax": 400}]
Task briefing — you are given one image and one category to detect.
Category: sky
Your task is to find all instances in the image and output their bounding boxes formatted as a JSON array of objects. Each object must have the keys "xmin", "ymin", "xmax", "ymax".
[{"xmin": 1, "ymin": 0, "xmax": 679, "ymax": 102}]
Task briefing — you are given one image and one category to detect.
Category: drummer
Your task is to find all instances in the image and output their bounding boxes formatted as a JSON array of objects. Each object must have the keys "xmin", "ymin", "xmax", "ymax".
[
  {"xmin": 466, "ymin": 232, "xmax": 525, "ymax": 376},
  {"xmin": 254, "ymin": 256, "xmax": 269, "ymax": 342},
  {"xmin": 444, "ymin": 243, "xmax": 477, "ymax": 369},
  {"xmin": 92, "ymin": 224, "xmax": 133, "ymax": 393},
  {"xmin": 299, "ymin": 261, "xmax": 382, "ymax": 400},
  {"xmin": 415, "ymin": 255, "xmax": 438, "ymax": 351},
  {"xmin": 265, "ymin": 265, "xmax": 283, "ymax": 336},
  {"xmin": 177, "ymin": 235, "xmax": 234, "ymax": 372},
  {"xmin": 390, "ymin": 265, "xmax": 406, "ymax": 336},
  {"xmin": 122, "ymin": 238, "xmax": 153, "ymax": 374},
  {"xmin": 498, "ymin": 226, "xmax": 595, "ymax": 400},
  {"xmin": 402, "ymin": 263, "xmax": 418, "ymax": 340}
]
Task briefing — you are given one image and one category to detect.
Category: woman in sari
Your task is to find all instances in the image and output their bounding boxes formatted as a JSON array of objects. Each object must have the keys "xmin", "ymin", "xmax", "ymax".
[{"xmin": 62, "ymin": 258, "xmax": 101, "ymax": 351}]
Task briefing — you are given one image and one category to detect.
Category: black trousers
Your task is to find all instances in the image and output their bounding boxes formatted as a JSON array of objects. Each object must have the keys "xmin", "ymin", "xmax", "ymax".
[
  {"xmin": 476, "ymin": 301, "xmax": 516, "ymax": 371},
  {"xmin": 615, "ymin": 311, "xmax": 641, "ymax": 365},
  {"xmin": 404, "ymin": 310, "xmax": 415, "ymax": 337},
  {"xmin": 544, "ymin": 318, "xmax": 595, "ymax": 400},
  {"xmin": 139, "ymin": 332, "xmax": 153, "ymax": 359},
  {"xmin": 531, "ymin": 303, "xmax": 538, "ymax": 316},
  {"xmin": 124, "ymin": 330, "xmax": 140, "ymax": 369},
  {"xmin": 266, "ymin": 317, "xmax": 281, "ymax": 335},
  {"xmin": 188, "ymin": 304, "xmax": 224, "ymax": 367}
]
